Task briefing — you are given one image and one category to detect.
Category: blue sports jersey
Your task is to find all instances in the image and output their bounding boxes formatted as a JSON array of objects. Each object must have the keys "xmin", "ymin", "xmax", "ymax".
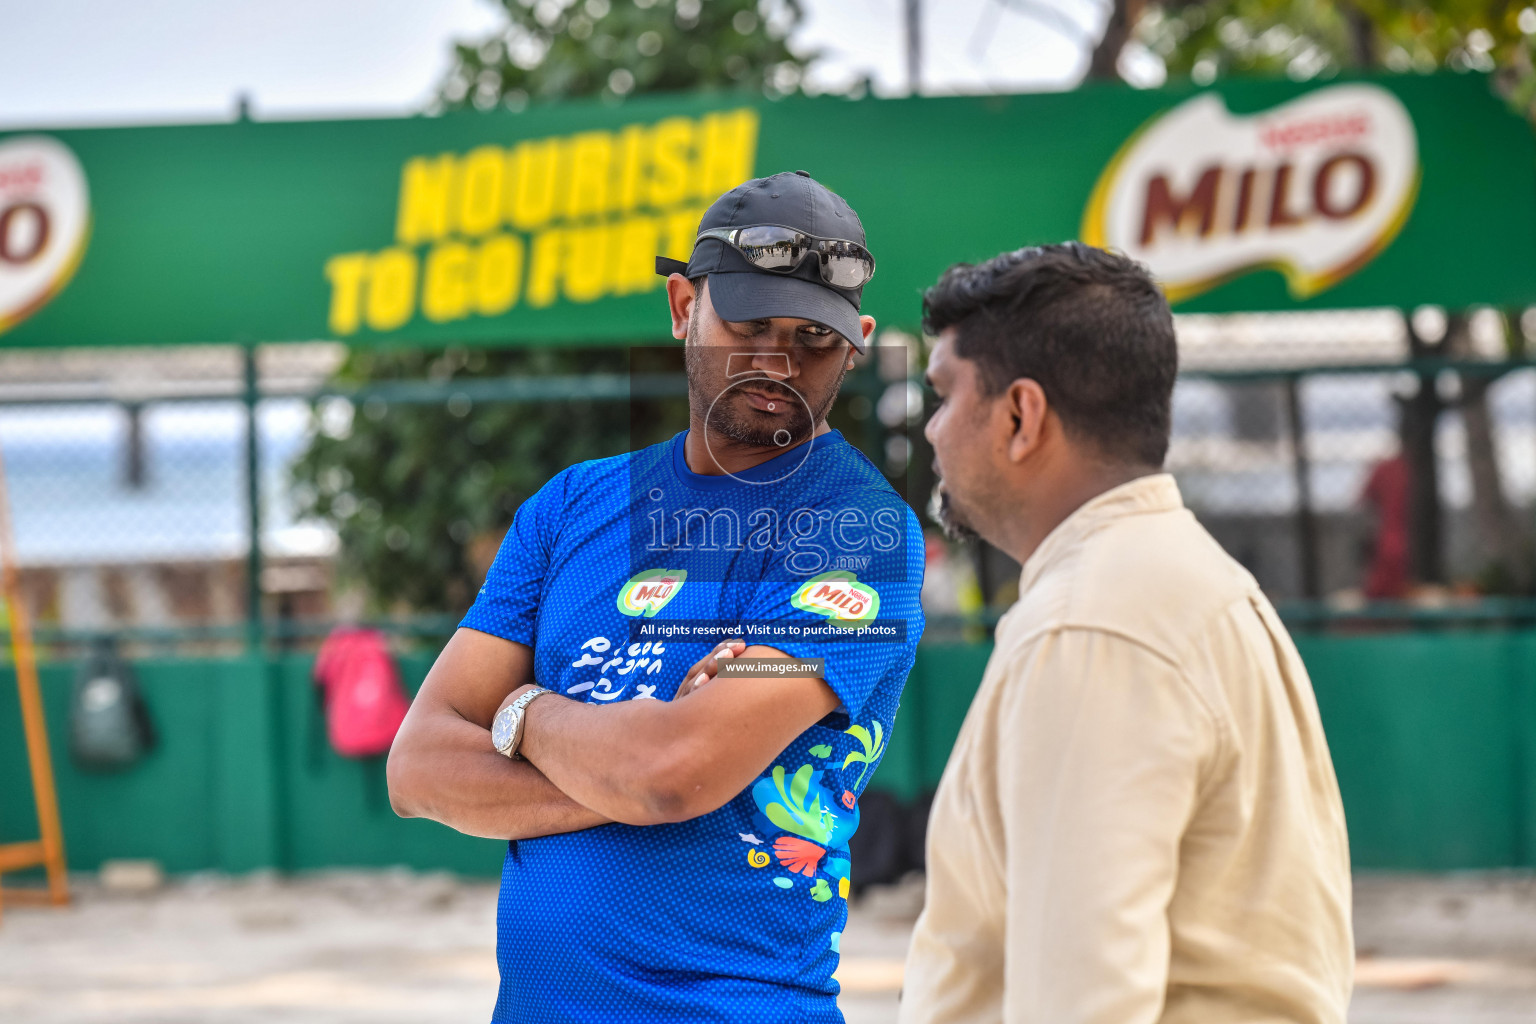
[{"xmin": 460, "ymin": 428, "xmax": 924, "ymax": 1024}]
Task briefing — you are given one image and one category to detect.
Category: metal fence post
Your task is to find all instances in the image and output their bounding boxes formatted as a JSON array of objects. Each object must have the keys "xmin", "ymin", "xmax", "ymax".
[
  {"xmin": 243, "ymin": 345, "xmax": 263, "ymax": 653},
  {"xmin": 1285, "ymin": 373, "xmax": 1321, "ymax": 601}
]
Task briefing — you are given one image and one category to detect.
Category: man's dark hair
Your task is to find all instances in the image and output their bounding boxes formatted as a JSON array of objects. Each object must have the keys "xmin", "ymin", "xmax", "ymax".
[
  {"xmin": 688, "ymin": 275, "xmax": 708, "ymax": 324},
  {"xmin": 922, "ymin": 242, "xmax": 1176, "ymax": 467}
]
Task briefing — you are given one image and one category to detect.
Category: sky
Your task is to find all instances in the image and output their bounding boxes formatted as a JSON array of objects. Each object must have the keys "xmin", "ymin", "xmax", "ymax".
[{"xmin": 0, "ymin": 0, "xmax": 1109, "ymax": 129}]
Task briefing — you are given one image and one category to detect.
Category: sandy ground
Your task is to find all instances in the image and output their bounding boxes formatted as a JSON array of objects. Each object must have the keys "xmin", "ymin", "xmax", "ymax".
[{"xmin": 0, "ymin": 870, "xmax": 1533, "ymax": 1023}]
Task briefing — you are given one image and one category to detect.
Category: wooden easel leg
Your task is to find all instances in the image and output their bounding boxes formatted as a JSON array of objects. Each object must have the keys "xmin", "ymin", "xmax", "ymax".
[
  {"xmin": 13, "ymin": 595, "xmax": 70, "ymax": 905},
  {"xmin": 0, "ymin": 440, "xmax": 69, "ymax": 911}
]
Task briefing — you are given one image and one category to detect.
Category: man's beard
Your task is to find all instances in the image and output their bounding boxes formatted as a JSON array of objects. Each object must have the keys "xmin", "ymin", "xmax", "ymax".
[
  {"xmin": 930, "ymin": 480, "xmax": 980, "ymax": 543},
  {"xmin": 684, "ymin": 344, "xmax": 846, "ymax": 449}
]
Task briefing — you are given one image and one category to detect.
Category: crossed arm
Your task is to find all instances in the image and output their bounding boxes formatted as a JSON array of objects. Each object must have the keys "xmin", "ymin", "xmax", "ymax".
[{"xmin": 386, "ymin": 627, "xmax": 839, "ymax": 839}]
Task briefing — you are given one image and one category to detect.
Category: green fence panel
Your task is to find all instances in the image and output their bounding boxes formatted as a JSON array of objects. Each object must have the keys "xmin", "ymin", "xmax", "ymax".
[
  {"xmin": 0, "ymin": 659, "xmax": 222, "ymax": 873},
  {"xmin": 875, "ymin": 631, "xmax": 1536, "ymax": 872},
  {"xmin": 213, "ymin": 655, "xmax": 283, "ymax": 872},
  {"xmin": 1517, "ymin": 637, "xmax": 1536, "ymax": 866},
  {"xmin": 5, "ymin": 630, "xmax": 1536, "ymax": 876},
  {"xmin": 868, "ymin": 643, "xmax": 994, "ymax": 801},
  {"xmin": 1297, "ymin": 630, "xmax": 1533, "ymax": 871},
  {"xmin": 270, "ymin": 652, "xmax": 505, "ymax": 876}
]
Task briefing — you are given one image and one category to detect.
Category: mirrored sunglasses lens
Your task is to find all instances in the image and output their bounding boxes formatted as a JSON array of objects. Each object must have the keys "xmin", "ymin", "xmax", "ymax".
[
  {"xmin": 734, "ymin": 226, "xmax": 805, "ymax": 270},
  {"xmin": 822, "ymin": 252, "xmax": 873, "ymax": 288}
]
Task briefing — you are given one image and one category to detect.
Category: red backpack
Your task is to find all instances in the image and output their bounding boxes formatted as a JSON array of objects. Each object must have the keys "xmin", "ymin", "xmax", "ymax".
[{"xmin": 313, "ymin": 628, "xmax": 411, "ymax": 758}]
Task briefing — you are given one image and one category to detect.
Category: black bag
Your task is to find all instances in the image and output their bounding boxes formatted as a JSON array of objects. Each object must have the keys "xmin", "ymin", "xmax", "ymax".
[
  {"xmin": 69, "ymin": 638, "xmax": 155, "ymax": 770},
  {"xmin": 848, "ymin": 788, "xmax": 907, "ymax": 893}
]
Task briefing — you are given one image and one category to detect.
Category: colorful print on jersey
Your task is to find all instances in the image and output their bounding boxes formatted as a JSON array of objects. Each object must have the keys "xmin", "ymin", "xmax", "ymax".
[
  {"xmin": 616, "ymin": 568, "xmax": 687, "ymax": 617},
  {"xmin": 739, "ymin": 719, "xmax": 886, "ymax": 906},
  {"xmin": 791, "ymin": 571, "xmax": 880, "ymax": 626}
]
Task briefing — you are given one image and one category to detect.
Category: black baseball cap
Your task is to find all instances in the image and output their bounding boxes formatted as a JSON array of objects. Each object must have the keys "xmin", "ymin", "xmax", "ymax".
[{"xmin": 655, "ymin": 170, "xmax": 871, "ymax": 352}]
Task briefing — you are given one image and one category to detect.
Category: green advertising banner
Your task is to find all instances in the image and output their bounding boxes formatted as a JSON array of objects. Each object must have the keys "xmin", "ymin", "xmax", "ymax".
[{"xmin": 0, "ymin": 72, "xmax": 1531, "ymax": 349}]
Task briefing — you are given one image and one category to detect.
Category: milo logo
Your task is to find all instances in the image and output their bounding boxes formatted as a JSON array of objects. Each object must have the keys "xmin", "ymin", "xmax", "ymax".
[
  {"xmin": 1081, "ymin": 83, "xmax": 1418, "ymax": 302},
  {"xmin": 616, "ymin": 568, "xmax": 687, "ymax": 617},
  {"xmin": 791, "ymin": 571, "xmax": 880, "ymax": 627},
  {"xmin": 0, "ymin": 135, "xmax": 90, "ymax": 336}
]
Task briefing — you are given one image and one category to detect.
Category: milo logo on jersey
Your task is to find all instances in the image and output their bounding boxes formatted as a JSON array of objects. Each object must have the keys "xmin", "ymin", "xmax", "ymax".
[
  {"xmin": 617, "ymin": 568, "xmax": 687, "ymax": 617},
  {"xmin": 792, "ymin": 571, "xmax": 880, "ymax": 628}
]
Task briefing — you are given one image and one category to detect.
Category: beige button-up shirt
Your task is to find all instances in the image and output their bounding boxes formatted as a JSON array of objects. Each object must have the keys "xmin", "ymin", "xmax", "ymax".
[{"xmin": 901, "ymin": 474, "xmax": 1353, "ymax": 1024}]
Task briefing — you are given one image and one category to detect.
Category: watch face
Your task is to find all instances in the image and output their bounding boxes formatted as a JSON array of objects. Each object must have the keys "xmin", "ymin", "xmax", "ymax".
[{"xmin": 491, "ymin": 705, "xmax": 516, "ymax": 752}]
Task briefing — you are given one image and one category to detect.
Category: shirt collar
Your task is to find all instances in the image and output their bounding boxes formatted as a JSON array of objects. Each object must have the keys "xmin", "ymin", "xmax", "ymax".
[
  {"xmin": 668, "ymin": 428, "xmax": 847, "ymax": 491},
  {"xmin": 1017, "ymin": 473, "xmax": 1184, "ymax": 595}
]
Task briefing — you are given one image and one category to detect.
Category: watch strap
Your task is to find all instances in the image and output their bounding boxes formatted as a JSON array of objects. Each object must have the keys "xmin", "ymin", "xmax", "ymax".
[{"xmin": 502, "ymin": 686, "xmax": 551, "ymax": 760}]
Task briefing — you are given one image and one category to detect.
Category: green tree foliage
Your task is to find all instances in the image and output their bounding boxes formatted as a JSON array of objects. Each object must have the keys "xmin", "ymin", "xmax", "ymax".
[
  {"xmin": 1136, "ymin": 1, "xmax": 1536, "ymax": 103},
  {"xmin": 293, "ymin": 1, "xmax": 815, "ymax": 615},
  {"xmin": 291, "ymin": 347, "xmax": 634, "ymax": 613},
  {"xmin": 437, "ymin": 0, "xmax": 810, "ymax": 111}
]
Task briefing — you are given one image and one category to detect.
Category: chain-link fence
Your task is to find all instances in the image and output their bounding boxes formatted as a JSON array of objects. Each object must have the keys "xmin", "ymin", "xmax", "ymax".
[
  {"xmin": 1171, "ymin": 307, "xmax": 1536, "ymax": 622},
  {"xmin": 0, "ymin": 344, "xmax": 341, "ymax": 656},
  {"xmin": 5, "ymin": 309, "xmax": 1535, "ymax": 656},
  {"xmin": 1173, "ymin": 367, "xmax": 1536, "ymax": 607}
]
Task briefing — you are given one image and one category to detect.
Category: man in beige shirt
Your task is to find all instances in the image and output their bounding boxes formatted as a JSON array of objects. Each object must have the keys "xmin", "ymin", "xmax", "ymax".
[{"xmin": 901, "ymin": 243, "xmax": 1353, "ymax": 1023}]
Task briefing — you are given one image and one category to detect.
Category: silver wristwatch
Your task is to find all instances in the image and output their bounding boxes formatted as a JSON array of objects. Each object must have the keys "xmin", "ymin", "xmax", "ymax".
[{"xmin": 491, "ymin": 687, "xmax": 552, "ymax": 760}]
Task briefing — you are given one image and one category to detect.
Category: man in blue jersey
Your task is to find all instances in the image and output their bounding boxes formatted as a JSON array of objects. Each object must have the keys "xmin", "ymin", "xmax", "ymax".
[{"xmin": 387, "ymin": 170, "xmax": 925, "ymax": 1024}]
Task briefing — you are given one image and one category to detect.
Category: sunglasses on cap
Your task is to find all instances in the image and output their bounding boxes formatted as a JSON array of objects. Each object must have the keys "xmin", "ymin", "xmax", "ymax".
[{"xmin": 695, "ymin": 225, "xmax": 877, "ymax": 289}]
